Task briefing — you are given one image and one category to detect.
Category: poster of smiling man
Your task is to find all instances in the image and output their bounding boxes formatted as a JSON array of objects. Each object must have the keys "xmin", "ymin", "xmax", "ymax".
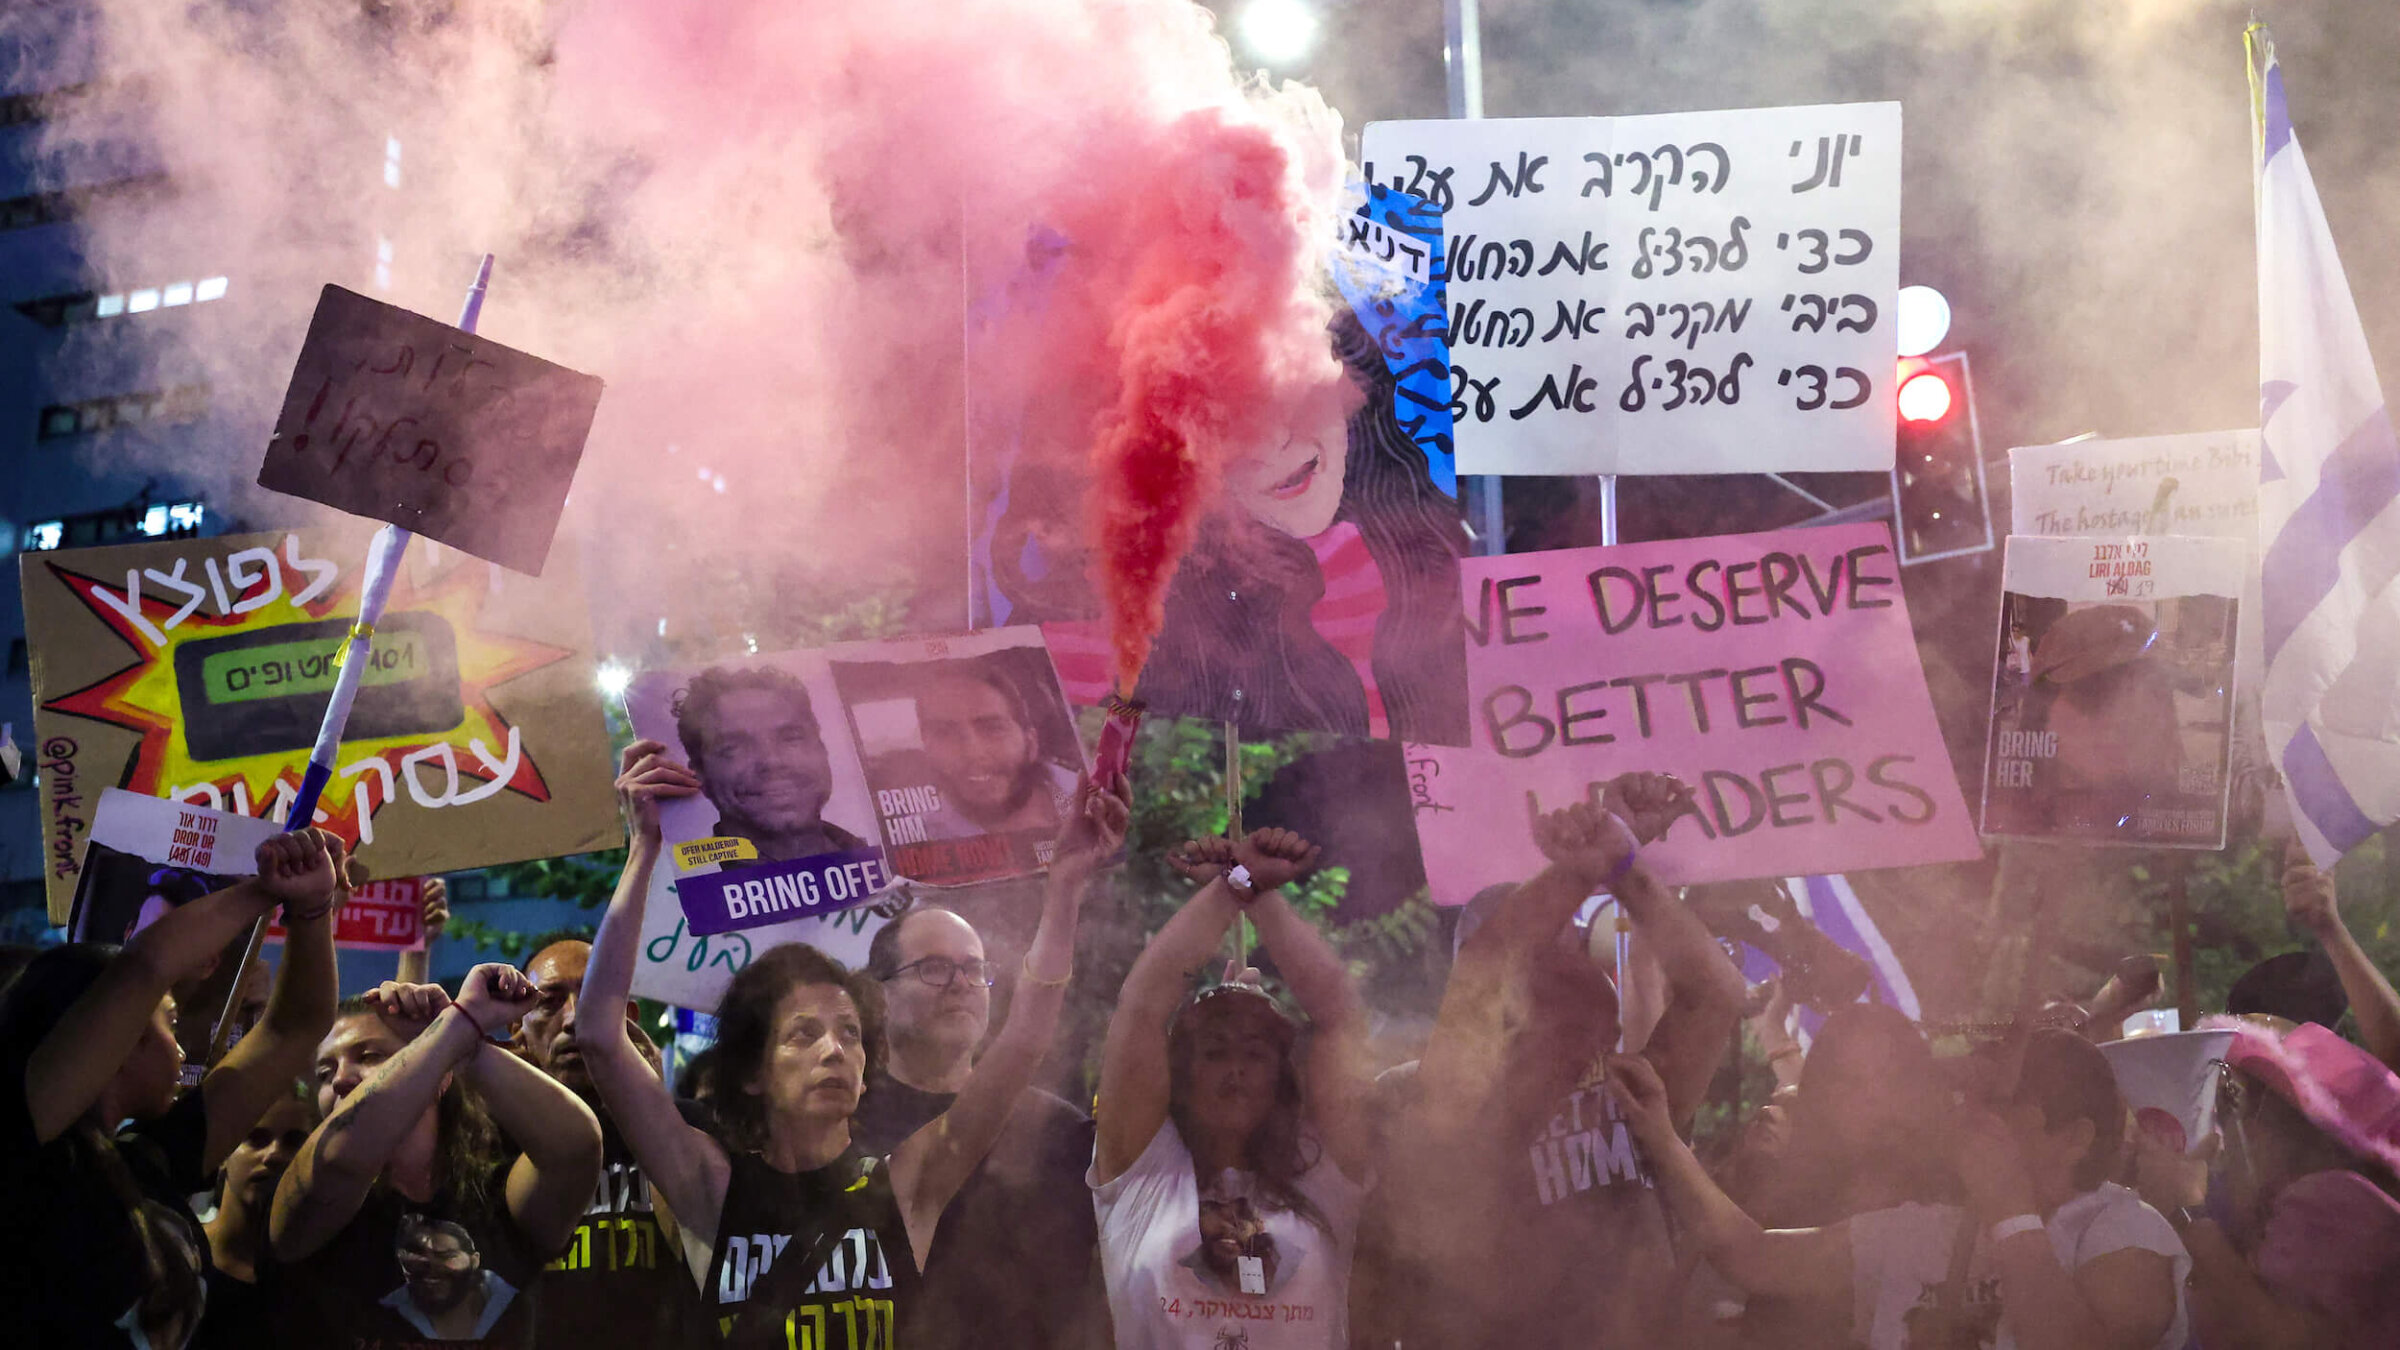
[{"xmin": 827, "ymin": 629, "xmax": 1086, "ymax": 887}]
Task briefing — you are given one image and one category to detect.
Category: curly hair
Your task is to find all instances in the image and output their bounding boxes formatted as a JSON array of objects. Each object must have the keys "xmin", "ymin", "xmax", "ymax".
[
  {"xmin": 707, "ymin": 943, "xmax": 886, "ymax": 1154},
  {"xmin": 672, "ymin": 665, "xmax": 824, "ymax": 772}
]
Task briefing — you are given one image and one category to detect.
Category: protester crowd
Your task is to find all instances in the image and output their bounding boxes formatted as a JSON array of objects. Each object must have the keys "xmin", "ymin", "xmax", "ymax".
[{"xmin": 4, "ymin": 746, "xmax": 2398, "ymax": 1350}]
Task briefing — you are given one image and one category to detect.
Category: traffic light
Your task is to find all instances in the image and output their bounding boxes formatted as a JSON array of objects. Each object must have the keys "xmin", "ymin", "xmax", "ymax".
[{"xmin": 1890, "ymin": 348, "xmax": 1992, "ymax": 564}]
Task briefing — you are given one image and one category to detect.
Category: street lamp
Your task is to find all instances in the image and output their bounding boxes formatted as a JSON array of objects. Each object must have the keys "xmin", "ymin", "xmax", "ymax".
[{"xmin": 1238, "ymin": 0, "xmax": 1320, "ymax": 67}]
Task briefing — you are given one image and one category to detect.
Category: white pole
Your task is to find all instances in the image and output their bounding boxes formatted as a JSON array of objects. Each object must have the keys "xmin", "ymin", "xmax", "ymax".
[{"xmin": 1446, "ymin": 0, "xmax": 1504, "ymax": 556}]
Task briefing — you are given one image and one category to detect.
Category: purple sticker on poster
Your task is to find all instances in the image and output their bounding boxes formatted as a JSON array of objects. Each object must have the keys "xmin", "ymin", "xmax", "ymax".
[{"xmin": 673, "ymin": 848, "xmax": 894, "ymax": 937}]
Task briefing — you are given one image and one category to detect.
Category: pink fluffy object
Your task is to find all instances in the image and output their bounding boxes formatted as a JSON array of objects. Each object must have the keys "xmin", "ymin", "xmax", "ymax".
[{"xmin": 2207, "ymin": 1016, "xmax": 2400, "ymax": 1180}]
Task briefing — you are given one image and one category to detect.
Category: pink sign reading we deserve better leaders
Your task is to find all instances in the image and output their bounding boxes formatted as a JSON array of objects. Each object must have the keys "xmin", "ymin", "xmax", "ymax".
[{"xmin": 1407, "ymin": 523, "xmax": 1983, "ymax": 903}]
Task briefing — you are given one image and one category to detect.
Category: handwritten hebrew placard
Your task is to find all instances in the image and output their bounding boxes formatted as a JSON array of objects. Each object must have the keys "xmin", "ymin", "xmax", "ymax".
[{"xmin": 257, "ymin": 285, "xmax": 603, "ymax": 575}]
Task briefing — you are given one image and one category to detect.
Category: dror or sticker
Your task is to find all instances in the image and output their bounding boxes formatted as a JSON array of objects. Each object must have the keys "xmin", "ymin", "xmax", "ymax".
[
  {"xmin": 676, "ymin": 836, "xmax": 761, "ymax": 872},
  {"xmin": 257, "ymin": 285, "xmax": 604, "ymax": 576}
]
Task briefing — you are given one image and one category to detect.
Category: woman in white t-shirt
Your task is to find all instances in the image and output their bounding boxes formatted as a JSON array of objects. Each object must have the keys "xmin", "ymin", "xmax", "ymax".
[
  {"xmin": 1090, "ymin": 828, "xmax": 1374, "ymax": 1350},
  {"xmin": 1611, "ymin": 1028, "xmax": 2190, "ymax": 1350}
]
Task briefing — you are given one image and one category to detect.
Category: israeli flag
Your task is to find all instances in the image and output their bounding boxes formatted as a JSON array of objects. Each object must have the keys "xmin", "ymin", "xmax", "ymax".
[{"xmin": 2250, "ymin": 27, "xmax": 2400, "ymax": 866}]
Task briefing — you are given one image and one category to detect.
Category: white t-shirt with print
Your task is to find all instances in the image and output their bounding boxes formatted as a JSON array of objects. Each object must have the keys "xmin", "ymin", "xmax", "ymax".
[
  {"xmin": 1847, "ymin": 1183, "xmax": 2191, "ymax": 1350},
  {"xmin": 1091, "ymin": 1119, "xmax": 1366, "ymax": 1350}
]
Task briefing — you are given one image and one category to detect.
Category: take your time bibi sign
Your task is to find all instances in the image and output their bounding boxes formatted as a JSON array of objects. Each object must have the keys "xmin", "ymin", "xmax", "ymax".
[{"xmin": 1406, "ymin": 523, "xmax": 1982, "ymax": 904}]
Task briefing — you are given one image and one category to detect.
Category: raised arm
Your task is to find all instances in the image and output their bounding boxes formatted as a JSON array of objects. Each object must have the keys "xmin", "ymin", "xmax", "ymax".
[
  {"xmin": 23, "ymin": 830, "xmax": 333, "ymax": 1144},
  {"xmin": 2284, "ymin": 854, "xmax": 2400, "ymax": 1072},
  {"xmin": 438, "ymin": 964, "xmax": 606, "ymax": 1253},
  {"xmin": 1605, "ymin": 1052, "xmax": 1849, "ymax": 1299},
  {"xmin": 271, "ymin": 982, "xmax": 484, "ymax": 1261},
  {"xmin": 394, "ymin": 878, "xmax": 448, "ymax": 987},
  {"xmin": 201, "ymin": 831, "xmax": 350, "ymax": 1170},
  {"xmin": 1234, "ymin": 829, "xmax": 1374, "ymax": 1179},
  {"xmin": 1583, "ymin": 775, "xmax": 1746, "ymax": 1122},
  {"xmin": 892, "ymin": 773, "xmax": 1128, "ymax": 1263},
  {"xmin": 1092, "ymin": 836, "xmax": 1251, "ymax": 1185},
  {"xmin": 581, "ymin": 740, "xmax": 731, "ymax": 1247},
  {"xmin": 1959, "ymin": 1109, "xmax": 2177, "ymax": 1350}
]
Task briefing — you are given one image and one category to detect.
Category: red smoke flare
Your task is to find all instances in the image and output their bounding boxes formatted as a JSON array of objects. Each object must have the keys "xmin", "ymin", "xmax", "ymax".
[{"xmin": 1081, "ymin": 111, "xmax": 1347, "ymax": 692}]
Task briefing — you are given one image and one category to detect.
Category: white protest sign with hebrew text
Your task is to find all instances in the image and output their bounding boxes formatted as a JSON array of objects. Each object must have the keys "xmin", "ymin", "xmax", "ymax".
[{"xmin": 1362, "ymin": 102, "xmax": 1899, "ymax": 476}]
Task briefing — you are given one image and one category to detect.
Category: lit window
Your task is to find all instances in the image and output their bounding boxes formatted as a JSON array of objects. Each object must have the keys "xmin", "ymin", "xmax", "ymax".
[
  {"xmin": 167, "ymin": 502, "xmax": 204, "ymax": 530},
  {"xmin": 384, "ymin": 135, "xmax": 402, "ymax": 189},
  {"xmin": 24, "ymin": 521, "xmax": 62, "ymax": 551},
  {"xmin": 161, "ymin": 282, "xmax": 192, "ymax": 307},
  {"xmin": 194, "ymin": 276, "xmax": 228, "ymax": 302},
  {"xmin": 139, "ymin": 504, "xmax": 167, "ymax": 536},
  {"xmin": 127, "ymin": 288, "xmax": 159, "ymax": 313},
  {"xmin": 94, "ymin": 293, "xmax": 124, "ymax": 317},
  {"xmin": 36, "ymin": 407, "xmax": 77, "ymax": 438}
]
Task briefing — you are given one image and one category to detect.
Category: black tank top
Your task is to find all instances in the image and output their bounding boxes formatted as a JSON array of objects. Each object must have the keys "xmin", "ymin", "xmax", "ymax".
[{"xmin": 703, "ymin": 1145, "xmax": 921, "ymax": 1349}]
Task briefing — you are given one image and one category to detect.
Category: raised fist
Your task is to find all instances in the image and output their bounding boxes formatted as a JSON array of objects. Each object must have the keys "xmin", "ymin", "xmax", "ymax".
[
  {"xmin": 255, "ymin": 829, "xmax": 346, "ymax": 917},
  {"xmin": 1168, "ymin": 835, "xmax": 1238, "ymax": 885},
  {"xmin": 455, "ymin": 963, "xmax": 541, "ymax": 1039},
  {"xmin": 1532, "ymin": 801, "xmax": 1637, "ymax": 886},
  {"xmin": 1231, "ymin": 827, "xmax": 1321, "ymax": 893},
  {"xmin": 1053, "ymin": 771, "xmax": 1133, "ymax": 879},
  {"xmin": 421, "ymin": 877, "xmax": 451, "ymax": 941},
  {"xmin": 616, "ymin": 739, "xmax": 703, "ymax": 845},
  {"xmin": 366, "ymin": 980, "xmax": 453, "ymax": 1037},
  {"xmin": 1599, "ymin": 772, "xmax": 1694, "ymax": 846}
]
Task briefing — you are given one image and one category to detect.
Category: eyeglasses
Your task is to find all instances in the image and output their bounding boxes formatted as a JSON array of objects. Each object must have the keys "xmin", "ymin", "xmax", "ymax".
[{"xmin": 885, "ymin": 956, "xmax": 997, "ymax": 989}]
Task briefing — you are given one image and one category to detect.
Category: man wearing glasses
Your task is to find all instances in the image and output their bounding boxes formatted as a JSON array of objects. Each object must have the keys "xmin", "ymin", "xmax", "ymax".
[{"xmin": 855, "ymin": 903, "xmax": 1109, "ymax": 1350}]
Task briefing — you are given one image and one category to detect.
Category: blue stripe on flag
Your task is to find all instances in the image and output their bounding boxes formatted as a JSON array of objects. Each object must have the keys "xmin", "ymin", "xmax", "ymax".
[
  {"xmin": 2264, "ymin": 64, "xmax": 2293, "ymax": 162},
  {"xmin": 2283, "ymin": 722, "xmax": 2379, "ymax": 854},
  {"xmin": 2259, "ymin": 405, "xmax": 2400, "ymax": 666}
]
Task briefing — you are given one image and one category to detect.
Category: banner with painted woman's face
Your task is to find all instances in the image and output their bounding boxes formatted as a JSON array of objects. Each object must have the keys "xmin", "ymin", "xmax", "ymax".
[
  {"xmin": 22, "ymin": 527, "xmax": 621, "ymax": 921},
  {"xmin": 968, "ymin": 186, "xmax": 1475, "ymax": 745}
]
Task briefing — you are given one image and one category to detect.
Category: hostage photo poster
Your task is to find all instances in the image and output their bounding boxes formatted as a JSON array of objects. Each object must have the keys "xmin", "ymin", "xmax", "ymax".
[
  {"xmin": 23, "ymin": 527, "xmax": 622, "ymax": 922},
  {"xmin": 1981, "ymin": 535, "xmax": 2242, "ymax": 849},
  {"xmin": 1405, "ymin": 523, "xmax": 1984, "ymax": 905},
  {"xmin": 2007, "ymin": 428, "xmax": 2275, "ymax": 835},
  {"xmin": 620, "ymin": 627, "xmax": 1082, "ymax": 1006},
  {"xmin": 967, "ymin": 187, "xmax": 1475, "ymax": 746}
]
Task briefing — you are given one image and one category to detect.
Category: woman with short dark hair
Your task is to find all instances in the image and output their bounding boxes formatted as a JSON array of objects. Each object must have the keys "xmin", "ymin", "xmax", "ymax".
[{"xmin": 579, "ymin": 739, "xmax": 1125, "ymax": 1349}]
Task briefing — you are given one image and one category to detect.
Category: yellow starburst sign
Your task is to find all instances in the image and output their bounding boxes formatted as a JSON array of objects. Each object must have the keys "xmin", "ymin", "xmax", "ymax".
[{"xmin": 24, "ymin": 527, "xmax": 622, "ymax": 920}]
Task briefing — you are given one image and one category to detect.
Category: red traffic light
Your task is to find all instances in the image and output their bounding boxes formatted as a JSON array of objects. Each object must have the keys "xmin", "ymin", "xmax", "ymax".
[{"xmin": 1898, "ymin": 368, "xmax": 1954, "ymax": 424}]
